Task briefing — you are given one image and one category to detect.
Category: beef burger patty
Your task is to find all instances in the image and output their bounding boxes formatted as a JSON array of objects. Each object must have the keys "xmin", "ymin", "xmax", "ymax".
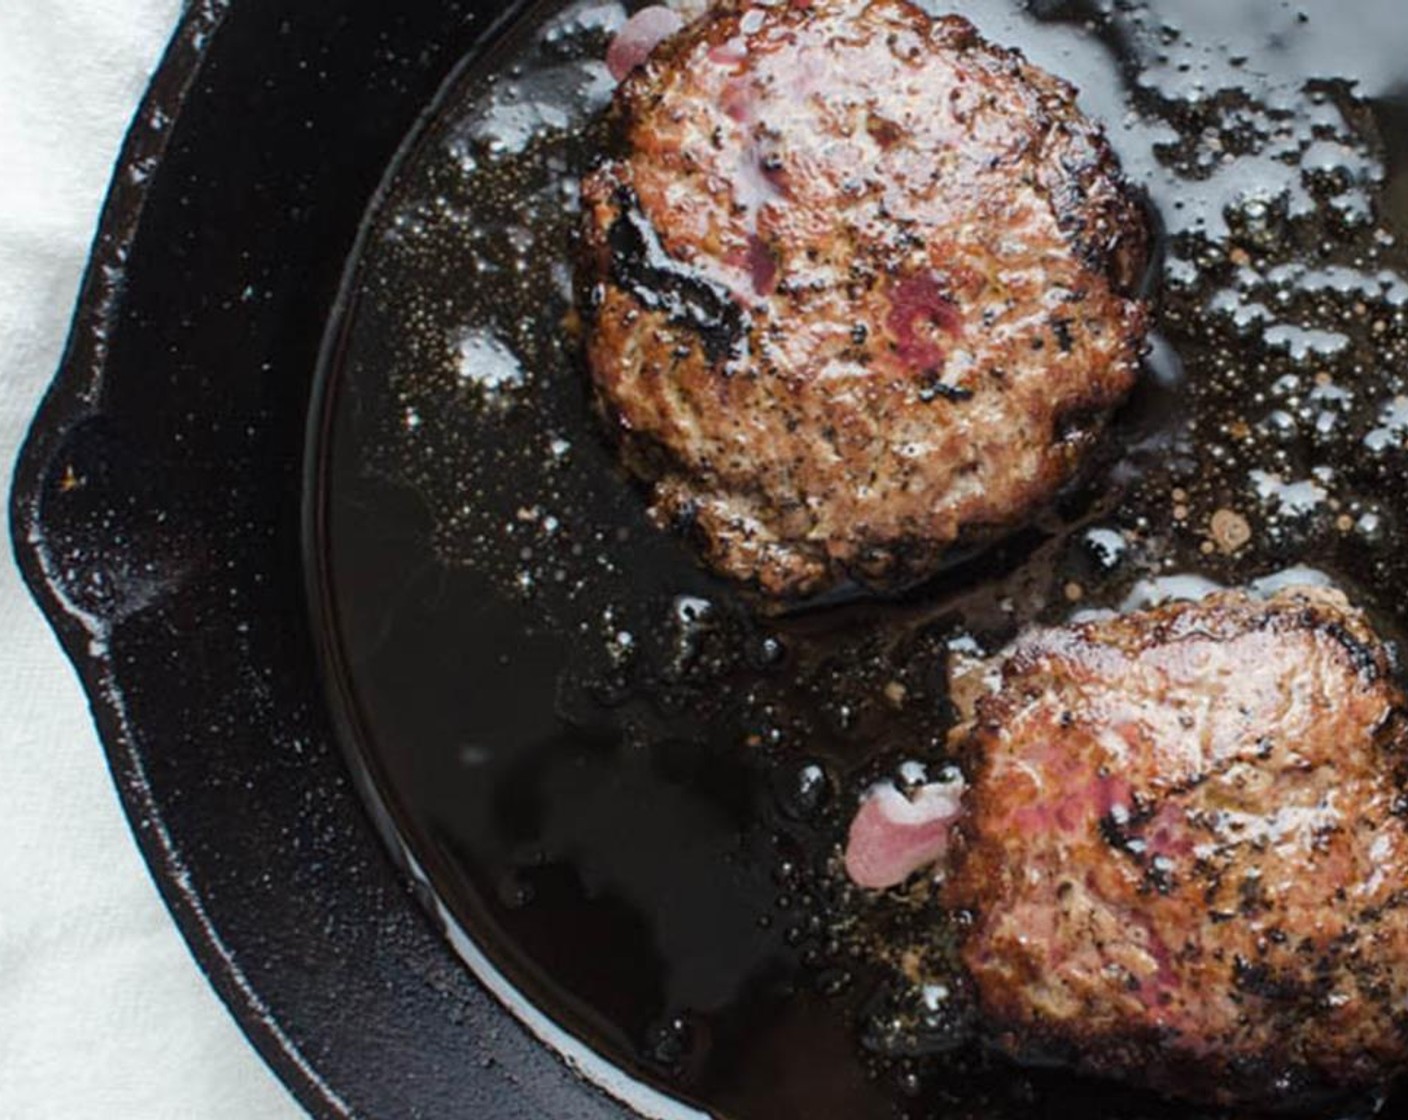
[
  {"xmin": 580, "ymin": 0, "xmax": 1150, "ymax": 598},
  {"xmin": 944, "ymin": 587, "xmax": 1408, "ymax": 1106}
]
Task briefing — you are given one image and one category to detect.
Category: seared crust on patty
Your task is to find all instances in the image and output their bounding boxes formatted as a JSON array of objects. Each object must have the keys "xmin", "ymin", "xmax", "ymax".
[
  {"xmin": 580, "ymin": 0, "xmax": 1149, "ymax": 598},
  {"xmin": 946, "ymin": 587, "xmax": 1408, "ymax": 1106}
]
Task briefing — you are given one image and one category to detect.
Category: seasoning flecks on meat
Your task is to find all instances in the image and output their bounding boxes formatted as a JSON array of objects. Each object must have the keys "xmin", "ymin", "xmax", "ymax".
[
  {"xmin": 939, "ymin": 587, "xmax": 1408, "ymax": 1106},
  {"xmin": 581, "ymin": 0, "xmax": 1150, "ymax": 598}
]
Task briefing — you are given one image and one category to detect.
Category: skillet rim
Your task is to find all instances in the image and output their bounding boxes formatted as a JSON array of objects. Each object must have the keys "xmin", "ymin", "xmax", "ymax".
[
  {"xmin": 6, "ymin": 3, "xmax": 356, "ymax": 1116},
  {"xmin": 7, "ymin": 1, "xmax": 649, "ymax": 1117}
]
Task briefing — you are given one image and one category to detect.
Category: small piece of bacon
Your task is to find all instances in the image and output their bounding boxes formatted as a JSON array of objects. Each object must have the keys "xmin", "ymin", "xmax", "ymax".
[
  {"xmin": 606, "ymin": 6, "xmax": 686, "ymax": 82},
  {"xmin": 843, "ymin": 777, "xmax": 966, "ymax": 891}
]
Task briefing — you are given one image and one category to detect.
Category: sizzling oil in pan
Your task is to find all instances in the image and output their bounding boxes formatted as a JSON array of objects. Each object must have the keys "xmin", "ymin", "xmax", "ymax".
[{"xmin": 311, "ymin": 0, "xmax": 1408, "ymax": 1115}]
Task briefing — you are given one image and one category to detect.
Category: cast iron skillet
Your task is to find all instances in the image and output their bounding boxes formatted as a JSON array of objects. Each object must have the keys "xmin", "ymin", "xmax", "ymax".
[
  {"xmin": 8, "ymin": 1, "xmax": 636, "ymax": 1116},
  {"xmin": 13, "ymin": 0, "xmax": 1408, "ymax": 1117}
]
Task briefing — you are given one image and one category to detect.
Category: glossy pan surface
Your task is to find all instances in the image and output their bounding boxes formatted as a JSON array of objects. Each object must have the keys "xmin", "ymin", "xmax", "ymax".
[{"xmin": 13, "ymin": 0, "xmax": 1408, "ymax": 1117}]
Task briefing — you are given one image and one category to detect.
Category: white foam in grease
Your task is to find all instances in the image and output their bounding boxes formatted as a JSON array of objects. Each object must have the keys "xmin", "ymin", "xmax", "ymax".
[
  {"xmin": 1207, "ymin": 287, "xmax": 1274, "ymax": 329},
  {"xmin": 1365, "ymin": 395, "xmax": 1408, "ymax": 452},
  {"xmin": 1205, "ymin": 284, "xmax": 1357, "ymax": 359},
  {"xmin": 542, "ymin": 0, "xmax": 626, "ymax": 40},
  {"xmin": 454, "ymin": 328, "xmax": 527, "ymax": 392},
  {"xmin": 1262, "ymin": 264, "xmax": 1408, "ymax": 305},
  {"xmin": 1121, "ymin": 573, "xmax": 1226, "ymax": 610},
  {"xmin": 1300, "ymin": 138, "xmax": 1383, "ymax": 182},
  {"xmin": 400, "ymin": 846, "xmax": 712, "ymax": 1120},
  {"xmin": 926, "ymin": 0, "xmax": 1408, "ymax": 240},
  {"xmin": 1250, "ymin": 565, "xmax": 1335, "ymax": 596},
  {"xmin": 465, "ymin": 61, "xmax": 616, "ymax": 157},
  {"xmin": 1249, "ymin": 468, "xmax": 1330, "ymax": 517},
  {"xmin": 1123, "ymin": 566, "xmax": 1336, "ymax": 611},
  {"xmin": 1262, "ymin": 324, "xmax": 1352, "ymax": 362}
]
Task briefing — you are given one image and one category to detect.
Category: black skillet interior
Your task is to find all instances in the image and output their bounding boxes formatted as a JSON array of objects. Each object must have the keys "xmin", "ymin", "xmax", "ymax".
[
  {"xmin": 12, "ymin": 0, "xmax": 1408, "ymax": 1118},
  {"xmin": 309, "ymin": 0, "xmax": 1408, "ymax": 1116}
]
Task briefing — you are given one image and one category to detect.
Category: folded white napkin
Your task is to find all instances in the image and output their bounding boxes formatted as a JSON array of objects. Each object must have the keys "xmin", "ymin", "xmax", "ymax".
[{"xmin": 0, "ymin": 2, "xmax": 307, "ymax": 1116}]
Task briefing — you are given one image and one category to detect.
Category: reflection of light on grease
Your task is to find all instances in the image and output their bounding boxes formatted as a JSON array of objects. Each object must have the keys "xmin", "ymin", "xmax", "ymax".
[
  {"xmin": 1366, "ymin": 395, "xmax": 1408, "ymax": 451},
  {"xmin": 452, "ymin": 327, "xmax": 527, "ymax": 396}
]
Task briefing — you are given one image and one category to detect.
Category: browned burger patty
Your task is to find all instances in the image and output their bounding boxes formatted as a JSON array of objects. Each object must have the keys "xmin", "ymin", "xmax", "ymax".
[
  {"xmin": 580, "ymin": 0, "xmax": 1150, "ymax": 598},
  {"xmin": 944, "ymin": 587, "xmax": 1408, "ymax": 1106}
]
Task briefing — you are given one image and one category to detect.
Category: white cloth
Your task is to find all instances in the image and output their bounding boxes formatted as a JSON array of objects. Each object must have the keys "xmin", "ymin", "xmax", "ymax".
[{"xmin": 0, "ymin": 3, "xmax": 307, "ymax": 1116}]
